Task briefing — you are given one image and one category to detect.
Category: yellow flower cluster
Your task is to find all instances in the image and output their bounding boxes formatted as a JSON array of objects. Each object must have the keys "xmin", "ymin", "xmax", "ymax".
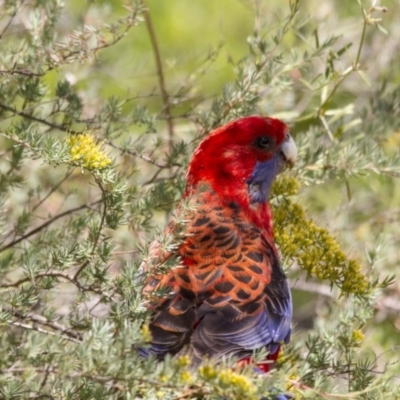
[
  {"xmin": 275, "ymin": 345, "xmax": 301, "ymax": 397},
  {"xmin": 351, "ymin": 329, "xmax": 365, "ymax": 344},
  {"xmin": 271, "ymin": 175, "xmax": 302, "ymax": 197},
  {"xmin": 67, "ymin": 133, "xmax": 111, "ymax": 170},
  {"xmin": 179, "ymin": 371, "xmax": 193, "ymax": 383},
  {"xmin": 177, "ymin": 355, "xmax": 191, "ymax": 367},
  {"xmin": 277, "ymin": 344, "xmax": 297, "ymax": 367},
  {"xmin": 199, "ymin": 365, "xmax": 256, "ymax": 398},
  {"xmin": 219, "ymin": 369, "xmax": 255, "ymax": 394},
  {"xmin": 140, "ymin": 324, "xmax": 152, "ymax": 342},
  {"xmin": 285, "ymin": 373, "xmax": 301, "ymax": 398},
  {"xmin": 271, "ymin": 176, "xmax": 370, "ymax": 296},
  {"xmin": 198, "ymin": 365, "xmax": 218, "ymax": 380}
]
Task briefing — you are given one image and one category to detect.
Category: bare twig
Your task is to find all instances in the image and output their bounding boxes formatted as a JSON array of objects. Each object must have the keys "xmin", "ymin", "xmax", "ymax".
[
  {"xmin": 11, "ymin": 309, "xmax": 82, "ymax": 341},
  {"xmin": 106, "ymin": 140, "xmax": 177, "ymax": 168},
  {"xmin": 0, "ymin": 3, "xmax": 22, "ymax": 40},
  {"xmin": 10, "ymin": 321, "xmax": 81, "ymax": 343},
  {"xmin": 0, "ymin": 102, "xmax": 80, "ymax": 134},
  {"xmin": 38, "ymin": 364, "xmax": 53, "ymax": 395},
  {"xmin": 0, "ymin": 69, "xmax": 45, "ymax": 77},
  {"xmin": 142, "ymin": 2, "xmax": 174, "ymax": 149},
  {"xmin": 31, "ymin": 170, "xmax": 74, "ymax": 213},
  {"xmin": 289, "ymin": 278, "xmax": 400, "ymax": 313},
  {"xmin": 1, "ymin": 268, "xmax": 115, "ymax": 305},
  {"xmin": 1, "ymin": 270, "xmax": 75, "ymax": 288},
  {"xmin": 0, "ymin": 199, "xmax": 101, "ymax": 254},
  {"xmin": 113, "ymin": 250, "xmax": 139, "ymax": 255},
  {"xmin": 56, "ymin": 9, "xmax": 140, "ymax": 65},
  {"xmin": 2, "ymin": 270, "xmax": 79, "ymax": 289},
  {"xmin": 289, "ymin": 279, "xmax": 335, "ymax": 298},
  {"xmin": 73, "ymin": 180, "xmax": 107, "ymax": 280}
]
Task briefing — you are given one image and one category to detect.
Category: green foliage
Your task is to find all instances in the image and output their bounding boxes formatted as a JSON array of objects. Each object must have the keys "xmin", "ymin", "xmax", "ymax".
[
  {"xmin": 272, "ymin": 176, "xmax": 371, "ymax": 296},
  {"xmin": 0, "ymin": 0, "xmax": 399, "ymax": 399}
]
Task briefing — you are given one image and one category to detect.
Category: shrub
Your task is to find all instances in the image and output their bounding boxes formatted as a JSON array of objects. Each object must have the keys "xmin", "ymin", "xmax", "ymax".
[{"xmin": 0, "ymin": 1, "xmax": 399, "ymax": 398}]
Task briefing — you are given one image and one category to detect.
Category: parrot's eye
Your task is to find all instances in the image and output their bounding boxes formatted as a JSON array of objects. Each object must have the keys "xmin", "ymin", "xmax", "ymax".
[{"xmin": 255, "ymin": 136, "xmax": 274, "ymax": 150}]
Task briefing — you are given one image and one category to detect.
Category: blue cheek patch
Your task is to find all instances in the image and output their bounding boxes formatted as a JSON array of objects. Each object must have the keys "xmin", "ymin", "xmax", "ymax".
[{"xmin": 246, "ymin": 155, "xmax": 281, "ymax": 203}]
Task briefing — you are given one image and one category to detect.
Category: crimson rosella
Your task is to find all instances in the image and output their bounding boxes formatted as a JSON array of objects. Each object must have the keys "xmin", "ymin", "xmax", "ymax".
[{"xmin": 141, "ymin": 116, "xmax": 297, "ymax": 372}]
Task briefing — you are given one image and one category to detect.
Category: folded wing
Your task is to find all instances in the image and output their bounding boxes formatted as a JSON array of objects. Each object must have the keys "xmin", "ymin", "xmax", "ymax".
[{"xmin": 140, "ymin": 186, "xmax": 292, "ymax": 362}]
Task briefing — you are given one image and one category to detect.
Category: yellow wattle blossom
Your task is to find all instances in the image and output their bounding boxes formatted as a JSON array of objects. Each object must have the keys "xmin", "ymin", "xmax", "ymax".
[
  {"xmin": 277, "ymin": 344, "xmax": 297, "ymax": 366},
  {"xmin": 198, "ymin": 365, "xmax": 218, "ymax": 380},
  {"xmin": 140, "ymin": 324, "xmax": 152, "ymax": 342},
  {"xmin": 179, "ymin": 371, "xmax": 193, "ymax": 383},
  {"xmin": 218, "ymin": 369, "xmax": 255, "ymax": 394},
  {"xmin": 351, "ymin": 329, "xmax": 365, "ymax": 344},
  {"xmin": 67, "ymin": 133, "xmax": 111, "ymax": 170},
  {"xmin": 199, "ymin": 365, "xmax": 256, "ymax": 399},
  {"xmin": 177, "ymin": 355, "xmax": 190, "ymax": 367},
  {"xmin": 271, "ymin": 176, "xmax": 370, "ymax": 296},
  {"xmin": 286, "ymin": 373, "xmax": 301, "ymax": 398}
]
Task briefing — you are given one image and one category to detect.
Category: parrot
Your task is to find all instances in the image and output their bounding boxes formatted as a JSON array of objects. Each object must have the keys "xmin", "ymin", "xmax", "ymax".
[{"xmin": 140, "ymin": 116, "xmax": 297, "ymax": 374}]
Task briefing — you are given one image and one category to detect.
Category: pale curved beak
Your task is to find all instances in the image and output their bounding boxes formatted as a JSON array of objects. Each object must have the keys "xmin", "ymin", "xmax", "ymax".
[{"xmin": 281, "ymin": 133, "xmax": 297, "ymax": 168}]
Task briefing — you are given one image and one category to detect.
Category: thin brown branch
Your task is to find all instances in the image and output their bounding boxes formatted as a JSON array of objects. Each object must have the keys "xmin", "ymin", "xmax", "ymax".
[
  {"xmin": 289, "ymin": 278, "xmax": 400, "ymax": 314},
  {"xmin": 143, "ymin": 167, "xmax": 164, "ymax": 185},
  {"xmin": 0, "ymin": 366, "xmax": 195, "ymax": 393},
  {"xmin": 0, "ymin": 69, "xmax": 45, "ymax": 77},
  {"xmin": 11, "ymin": 309, "xmax": 82, "ymax": 341},
  {"xmin": 113, "ymin": 250, "xmax": 139, "ymax": 255},
  {"xmin": 0, "ymin": 5, "xmax": 20, "ymax": 40},
  {"xmin": 0, "ymin": 199, "xmax": 101, "ymax": 254},
  {"xmin": 289, "ymin": 279, "xmax": 335, "ymax": 298},
  {"xmin": 381, "ymin": 169, "xmax": 400, "ymax": 178},
  {"xmin": 1, "ymin": 99, "xmax": 61, "ymax": 123},
  {"xmin": 0, "ymin": 102, "xmax": 80, "ymax": 134},
  {"xmin": 56, "ymin": 9, "xmax": 140, "ymax": 66},
  {"xmin": 142, "ymin": 2, "xmax": 174, "ymax": 148},
  {"xmin": 1, "ymin": 268, "xmax": 114, "ymax": 303},
  {"xmin": 31, "ymin": 170, "xmax": 74, "ymax": 213},
  {"xmin": 73, "ymin": 180, "xmax": 107, "ymax": 280},
  {"xmin": 10, "ymin": 321, "xmax": 81, "ymax": 343},
  {"xmin": 2, "ymin": 270, "xmax": 78, "ymax": 289},
  {"xmin": 105, "ymin": 140, "xmax": 168, "ymax": 168}
]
